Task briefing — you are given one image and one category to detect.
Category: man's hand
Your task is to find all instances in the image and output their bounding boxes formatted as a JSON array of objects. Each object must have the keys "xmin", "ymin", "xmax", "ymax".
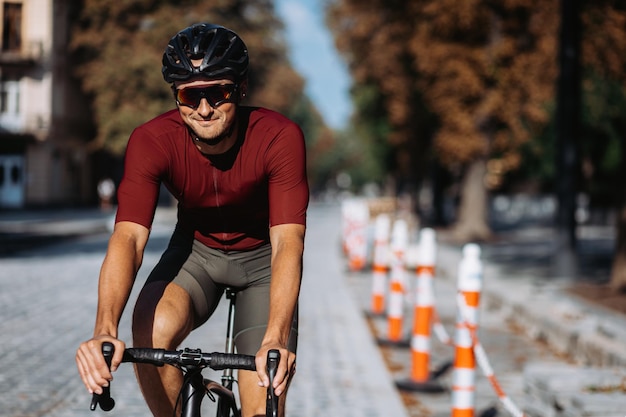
[
  {"xmin": 76, "ymin": 335, "xmax": 126, "ymax": 395},
  {"xmin": 255, "ymin": 342, "xmax": 296, "ymax": 396}
]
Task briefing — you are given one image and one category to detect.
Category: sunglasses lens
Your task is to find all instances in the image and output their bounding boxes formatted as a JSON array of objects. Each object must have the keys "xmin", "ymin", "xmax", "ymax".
[
  {"xmin": 176, "ymin": 85, "xmax": 236, "ymax": 108},
  {"xmin": 176, "ymin": 89, "xmax": 200, "ymax": 108}
]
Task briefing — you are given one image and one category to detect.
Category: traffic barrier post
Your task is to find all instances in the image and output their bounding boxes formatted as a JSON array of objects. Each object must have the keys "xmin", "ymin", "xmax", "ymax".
[
  {"xmin": 377, "ymin": 219, "xmax": 410, "ymax": 346},
  {"xmin": 451, "ymin": 243, "xmax": 483, "ymax": 417},
  {"xmin": 396, "ymin": 228, "xmax": 450, "ymax": 392},
  {"xmin": 368, "ymin": 214, "xmax": 391, "ymax": 317},
  {"xmin": 343, "ymin": 199, "xmax": 370, "ymax": 271}
]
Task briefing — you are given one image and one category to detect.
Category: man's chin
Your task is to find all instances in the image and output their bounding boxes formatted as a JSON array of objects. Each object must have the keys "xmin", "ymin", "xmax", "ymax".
[
  {"xmin": 190, "ymin": 125, "xmax": 227, "ymax": 146},
  {"xmin": 194, "ymin": 136, "xmax": 225, "ymax": 146}
]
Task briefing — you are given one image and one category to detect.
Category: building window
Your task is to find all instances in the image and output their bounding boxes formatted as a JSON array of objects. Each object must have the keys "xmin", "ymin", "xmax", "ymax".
[
  {"xmin": 0, "ymin": 86, "xmax": 7, "ymax": 113},
  {"xmin": 0, "ymin": 77, "xmax": 19, "ymax": 114},
  {"xmin": 2, "ymin": 2, "xmax": 22, "ymax": 52}
]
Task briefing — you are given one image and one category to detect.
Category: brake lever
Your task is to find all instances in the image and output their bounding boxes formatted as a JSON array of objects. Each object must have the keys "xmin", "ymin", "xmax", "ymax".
[
  {"xmin": 90, "ymin": 342, "xmax": 116, "ymax": 412},
  {"xmin": 266, "ymin": 349, "xmax": 280, "ymax": 417}
]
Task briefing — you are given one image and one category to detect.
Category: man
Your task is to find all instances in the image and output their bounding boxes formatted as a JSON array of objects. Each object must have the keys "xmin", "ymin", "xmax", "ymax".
[{"xmin": 76, "ymin": 23, "xmax": 308, "ymax": 417}]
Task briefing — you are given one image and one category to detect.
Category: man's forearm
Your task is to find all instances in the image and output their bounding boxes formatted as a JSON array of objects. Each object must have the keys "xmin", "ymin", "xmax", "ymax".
[
  {"xmin": 265, "ymin": 224, "xmax": 305, "ymax": 345},
  {"xmin": 93, "ymin": 225, "xmax": 147, "ymax": 337}
]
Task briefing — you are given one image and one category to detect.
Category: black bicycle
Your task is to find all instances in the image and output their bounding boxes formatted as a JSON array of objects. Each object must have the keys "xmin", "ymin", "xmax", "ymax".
[{"xmin": 90, "ymin": 289, "xmax": 279, "ymax": 417}]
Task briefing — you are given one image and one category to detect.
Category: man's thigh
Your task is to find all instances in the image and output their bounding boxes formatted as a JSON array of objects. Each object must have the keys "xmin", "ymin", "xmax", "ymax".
[
  {"xmin": 132, "ymin": 281, "xmax": 195, "ymax": 348},
  {"xmin": 233, "ymin": 284, "xmax": 299, "ymax": 356},
  {"xmin": 143, "ymin": 234, "xmax": 223, "ymax": 328}
]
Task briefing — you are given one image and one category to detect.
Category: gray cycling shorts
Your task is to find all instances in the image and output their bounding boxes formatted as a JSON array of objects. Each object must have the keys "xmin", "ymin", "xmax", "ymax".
[{"xmin": 144, "ymin": 227, "xmax": 298, "ymax": 356}]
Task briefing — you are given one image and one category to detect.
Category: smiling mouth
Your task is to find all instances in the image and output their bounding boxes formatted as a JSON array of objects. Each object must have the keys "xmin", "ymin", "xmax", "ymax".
[{"xmin": 195, "ymin": 118, "xmax": 218, "ymax": 125}]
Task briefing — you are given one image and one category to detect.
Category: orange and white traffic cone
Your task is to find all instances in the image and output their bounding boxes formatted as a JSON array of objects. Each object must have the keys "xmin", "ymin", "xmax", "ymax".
[
  {"xmin": 368, "ymin": 214, "xmax": 390, "ymax": 316},
  {"xmin": 451, "ymin": 243, "xmax": 483, "ymax": 417},
  {"xmin": 396, "ymin": 228, "xmax": 449, "ymax": 392},
  {"xmin": 378, "ymin": 219, "xmax": 409, "ymax": 345}
]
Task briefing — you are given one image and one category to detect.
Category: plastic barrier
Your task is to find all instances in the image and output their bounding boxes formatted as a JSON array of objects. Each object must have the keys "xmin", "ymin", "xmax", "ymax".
[
  {"xmin": 456, "ymin": 288, "xmax": 527, "ymax": 417},
  {"xmin": 341, "ymin": 205, "xmax": 528, "ymax": 416},
  {"xmin": 451, "ymin": 244, "xmax": 528, "ymax": 417},
  {"xmin": 396, "ymin": 228, "xmax": 449, "ymax": 392},
  {"xmin": 378, "ymin": 219, "xmax": 409, "ymax": 345},
  {"xmin": 341, "ymin": 199, "xmax": 370, "ymax": 271},
  {"xmin": 451, "ymin": 243, "xmax": 483, "ymax": 417},
  {"xmin": 368, "ymin": 214, "xmax": 391, "ymax": 316}
]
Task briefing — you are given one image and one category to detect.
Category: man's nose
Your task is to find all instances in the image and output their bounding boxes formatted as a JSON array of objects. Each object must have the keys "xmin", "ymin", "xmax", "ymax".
[{"xmin": 196, "ymin": 98, "xmax": 214, "ymax": 115}]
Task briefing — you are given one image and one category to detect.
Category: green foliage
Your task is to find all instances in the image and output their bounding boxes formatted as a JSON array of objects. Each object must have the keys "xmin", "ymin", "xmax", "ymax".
[
  {"xmin": 313, "ymin": 84, "xmax": 391, "ymax": 191},
  {"xmin": 508, "ymin": 69, "xmax": 626, "ymax": 204},
  {"xmin": 580, "ymin": 71, "xmax": 626, "ymax": 204}
]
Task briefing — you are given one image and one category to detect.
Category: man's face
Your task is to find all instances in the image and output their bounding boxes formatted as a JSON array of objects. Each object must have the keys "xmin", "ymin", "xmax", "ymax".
[{"xmin": 174, "ymin": 78, "xmax": 239, "ymax": 143}]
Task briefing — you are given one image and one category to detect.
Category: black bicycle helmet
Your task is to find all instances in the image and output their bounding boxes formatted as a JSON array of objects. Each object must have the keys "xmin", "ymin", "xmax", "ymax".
[{"xmin": 162, "ymin": 23, "xmax": 249, "ymax": 83}]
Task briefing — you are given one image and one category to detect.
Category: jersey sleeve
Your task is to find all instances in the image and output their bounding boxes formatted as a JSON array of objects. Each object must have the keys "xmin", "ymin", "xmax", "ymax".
[
  {"xmin": 115, "ymin": 128, "xmax": 169, "ymax": 229},
  {"xmin": 265, "ymin": 122, "xmax": 309, "ymax": 227}
]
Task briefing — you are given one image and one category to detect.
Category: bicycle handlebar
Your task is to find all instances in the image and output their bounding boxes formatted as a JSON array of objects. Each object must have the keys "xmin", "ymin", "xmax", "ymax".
[
  {"xmin": 121, "ymin": 347, "xmax": 257, "ymax": 371},
  {"xmin": 90, "ymin": 342, "xmax": 276, "ymax": 413}
]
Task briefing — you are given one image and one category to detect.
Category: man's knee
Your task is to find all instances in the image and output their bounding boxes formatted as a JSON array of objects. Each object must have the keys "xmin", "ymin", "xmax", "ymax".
[{"xmin": 132, "ymin": 282, "xmax": 194, "ymax": 348}]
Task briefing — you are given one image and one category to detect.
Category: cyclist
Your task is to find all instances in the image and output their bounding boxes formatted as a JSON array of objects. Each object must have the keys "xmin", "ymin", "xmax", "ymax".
[{"xmin": 76, "ymin": 23, "xmax": 308, "ymax": 417}]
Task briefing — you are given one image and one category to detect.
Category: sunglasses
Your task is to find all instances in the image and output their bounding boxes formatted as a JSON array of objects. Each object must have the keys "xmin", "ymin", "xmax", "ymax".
[{"xmin": 174, "ymin": 84, "xmax": 238, "ymax": 109}]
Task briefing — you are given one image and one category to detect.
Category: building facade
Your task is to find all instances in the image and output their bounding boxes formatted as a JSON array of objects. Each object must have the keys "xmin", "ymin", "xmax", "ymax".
[{"xmin": 0, "ymin": 0, "xmax": 94, "ymax": 209}]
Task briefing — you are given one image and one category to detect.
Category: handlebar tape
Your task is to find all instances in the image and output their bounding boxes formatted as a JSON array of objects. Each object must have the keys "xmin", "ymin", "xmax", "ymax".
[
  {"xmin": 123, "ymin": 348, "xmax": 167, "ymax": 366},
  {"xmin": 208, "ymin": 352, "xmax": 256, "ymax": 371}
]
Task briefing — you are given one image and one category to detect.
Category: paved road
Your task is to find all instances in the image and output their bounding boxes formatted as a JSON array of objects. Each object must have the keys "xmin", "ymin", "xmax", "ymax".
[
  {"xmin": 0, "ymin": 204, "xmax": 408, "ymax": 417},
  {"xmin": 2, "ymin": 203, "xmax": 624, "ymax": 417}
]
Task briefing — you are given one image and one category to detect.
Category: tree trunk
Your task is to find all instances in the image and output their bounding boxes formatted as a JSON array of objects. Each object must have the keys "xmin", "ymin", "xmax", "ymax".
[{"xmin": 451, "ymin": 159, "xmax": 492, "ymax": 242}]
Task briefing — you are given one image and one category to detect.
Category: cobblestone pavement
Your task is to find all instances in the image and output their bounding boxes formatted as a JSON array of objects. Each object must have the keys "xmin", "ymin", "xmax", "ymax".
[
  {"xmin": 0, "ymin": 204, "xmax": 407, "ymax": 417},
  {"xmin": 2, "ymin": 203, "xmax": 624, "ymax": 417}
]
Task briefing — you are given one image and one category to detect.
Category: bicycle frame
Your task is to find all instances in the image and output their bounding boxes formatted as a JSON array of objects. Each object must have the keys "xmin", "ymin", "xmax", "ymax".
[
  {"xmin": 90, "ymin": 287, "xmax": 278, "ymax": 417},
  {"xmin": 216, "ymin": 289, "xmax": 238, "ymax": 417}
]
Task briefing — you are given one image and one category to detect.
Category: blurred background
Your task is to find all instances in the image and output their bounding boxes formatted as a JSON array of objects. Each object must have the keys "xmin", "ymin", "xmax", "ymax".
[{"xmin": 1, "ymin": 0, "xmax": 625, "ymax": 290}]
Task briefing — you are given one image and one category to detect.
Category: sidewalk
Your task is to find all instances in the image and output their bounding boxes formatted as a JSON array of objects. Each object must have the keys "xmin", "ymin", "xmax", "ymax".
[
  {"xmin": 435, "ymin": 243, "xmax": 626, "ymax": 417},
  {"xmin": 0, "ymin": 208, "xmax": 114, "ymax": 255},
  {"xmin": 345, "ymin": 208, "xmax": 626, "ymax": 417}
]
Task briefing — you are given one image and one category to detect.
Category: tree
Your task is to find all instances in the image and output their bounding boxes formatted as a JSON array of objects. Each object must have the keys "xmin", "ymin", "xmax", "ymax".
[
  {"xmin": 70, "ymin": 0, "xmax": 320, "ymax": 155},
  {"xmin": 328, "ymin": 0, "xmax": 560, "ymax": 240},
  {"xmin": 580, "ymin": 0, "xmax": 626, "ymax": 291},
  {"xmin": 409, "ymin": 0, "xmax": 564, "ymax": 240},
  {"xmin": 328, "ymin": 0, "xmax": 626, "ymax": 291},
  {"xmin": 326, "ymin": 0, "xmax": 435, "ymax": 196}
]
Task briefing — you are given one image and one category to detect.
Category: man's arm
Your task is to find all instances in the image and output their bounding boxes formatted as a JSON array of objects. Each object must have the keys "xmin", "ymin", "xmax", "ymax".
[
  {"xmin": 76, "ymin": 221, "xmax": 150, "ymax": 394},
  {"xmin": 256, "ymin": 222, "xmax": 305, "ymax": 396}
]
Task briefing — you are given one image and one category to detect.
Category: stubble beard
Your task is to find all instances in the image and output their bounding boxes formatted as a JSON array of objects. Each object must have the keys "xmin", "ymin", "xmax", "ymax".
[{"xmin": 190, "ymin": 117, "xmax": 236, "ymax": 146}]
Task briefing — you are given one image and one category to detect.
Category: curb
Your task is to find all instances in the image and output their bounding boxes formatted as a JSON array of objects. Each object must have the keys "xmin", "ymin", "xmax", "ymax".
[
  {"xmin": 434, "ymin": 243, "xmax": 626, "ymax": 417},
  {"xmin": 436, "ymin": 244, "xmax": 626, "ymax": 367}
]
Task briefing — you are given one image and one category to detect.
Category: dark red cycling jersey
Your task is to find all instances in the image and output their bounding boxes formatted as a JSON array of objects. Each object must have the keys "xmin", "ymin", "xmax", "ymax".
[{"xmin": 115, "ymin": 106, "xmax": 309, "ymax": 251}]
